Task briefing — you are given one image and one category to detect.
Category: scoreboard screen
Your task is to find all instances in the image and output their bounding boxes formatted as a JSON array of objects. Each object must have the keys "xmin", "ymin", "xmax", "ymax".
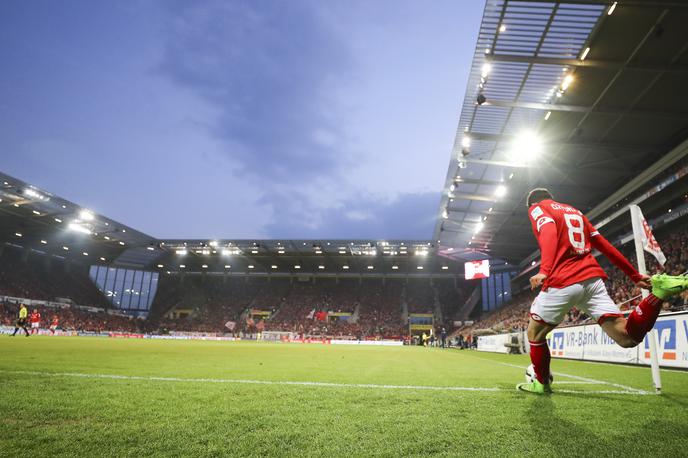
[{"xmin": 464, "ymin": 259, "xmax": 490, "ymax": 280}]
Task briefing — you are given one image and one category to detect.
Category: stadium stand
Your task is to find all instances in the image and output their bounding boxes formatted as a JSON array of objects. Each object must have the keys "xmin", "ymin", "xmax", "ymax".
[{"xmin": 0, "ymin": 247, "xmax": 109, "ymax": 308}]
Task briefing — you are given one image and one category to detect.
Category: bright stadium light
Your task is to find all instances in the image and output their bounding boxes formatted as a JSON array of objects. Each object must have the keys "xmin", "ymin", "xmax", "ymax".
[
  {"xmin": 608, "ymin": 1, "xmax": 617, "ymax": 15},
  {"xmin": 318, "ymin": 265, "xmax": 325, "ymax": 269},
  {"xmin": 442, "ymin": 210, "xmax": 448, "ymax": 219},
  {"xmin": 63, "ymin": 246, "xmax": 69, "ymax": 251},
  {"xmin": 24, "ymin": 188, "xmax": 48, "ymax": 200},
  {"xmin": 176, "ymin": 249, "xmax": 188, "ymax": 255},
  {"xmin": 68, "ymin": 222, "xmax": 91, "ymax": 235},
  {"xmin": 481, "ymin": 63, "xmax": 492, "ymax": 78},
  {"xmin": 475, "ymin": 221, "xmax": 485, "ymax": 233},
  {"xmin": 271, "ymin": 265, "xmax": 278, "ymax": 269},
  {"xmin": 495, "ymin": 185, "xmax": 507, "ymax": 198},
  {"xmin": 561, "ymin": 74, "xmax": 574, "ymax": 91},
  {"xmin": 83, "ymin": 252, "xmax": 88, "ymax": 256},
  {"xmin": 157, "ymin": 264, "xmax": 163, "ymax": 268},
  {"xmin": 202, "ymin": 264, "xmax": 208, "ymax": 269},
  {"xmin": 248, "ymin": 265, "xmax": 254, "ymax": 269},
  {"xmin": 510, "ymin": 131, "xmax": 543, "ymax": 163},
  {"xmin": 442, "ymin": 266, "xmax": 449, "ymax": 270},
  {"xmin": 147, "ymin": 246, "xmax": 155, "ymax": 251},
  {"xmin": 118, "ymin": 241, "xmax": 125, "ymax": 246},
  {"xmin": 461, "ymin": 136, "xmax": 471, "ymax": 148},
  {"xmin": 417, "ymin": 266, "xmax": 424, "ymax": 270},
  {"xmin": 367, "ymin": 266, "xmax": 374, "ymax": 270},
  {"xmin": 54, "ymin": 218, "xmax": 62, "ymax": 223},
  {"xmin": 342, "ymin": 265, "xmax": 349, "ymax": 270},
  {"xmin": 224, "ymin": 265, "xmax": 231, "ymax": 269},
  {"xmin": 392, "ymin": 265, "xmax": 399, "ymax": 270},
  {"xmin": 499, "ymin": 24, "xmax": 506, "ymax": 32},
  {"xmin": 40, "ymin": 239, "xmax": 47, "ymax": 244},
  {"xmin": 79, "ymin": 209, "xmax": 95, "ymax": 221},
  {"xmin": 580, "ymin": 47, "xmax": 590, "ymax": 61},
  {"xmin": 15, "ymin": 232, "xmax": 22, "ymax": 237},
  {"xmin": 179, "ymin": 264, "xmax": 185, "ymax": 268},
  {"xmin": 294, "ymin": 265, "xmax": 301, "ymax": 269},
  {"xmin": 100, "ymin": 257, "xmax": 106, "ymax": 261}
]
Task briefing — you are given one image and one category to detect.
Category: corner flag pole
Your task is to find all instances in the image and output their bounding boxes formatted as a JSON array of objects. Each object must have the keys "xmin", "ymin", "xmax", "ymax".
[{"xmin": 629, "ymin": 205, "xmax": 662, "ymax": 393}]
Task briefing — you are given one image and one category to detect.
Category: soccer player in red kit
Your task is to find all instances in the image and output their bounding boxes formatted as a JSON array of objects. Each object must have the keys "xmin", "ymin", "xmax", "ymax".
[
  {"xmin": 50, "ymin": 315, "xmax": 59, "ymax": 335},
  {"xmin": 29, "ymin": 309, "xmax": 41, "ymax": 335},
  {"xmin": 518, "ymin": 188, "xmax": 688, "ymax": 394}
]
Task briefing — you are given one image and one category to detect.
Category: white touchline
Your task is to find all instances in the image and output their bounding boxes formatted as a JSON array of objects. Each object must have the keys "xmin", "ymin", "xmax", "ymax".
[
  {"xmin": 0, "ymin": 369, "xmax": 653, "ymax": 395},
  {"xmin": 469, "ymin": 356, "xmax": 652, "ymax": 395},
  {"xmin": 567, "ymin": 359, "xmax": 688, "ymax": 374},
  {"xmin": 0, "ymin": 370, "xmax": 502, "ymax": 392}
]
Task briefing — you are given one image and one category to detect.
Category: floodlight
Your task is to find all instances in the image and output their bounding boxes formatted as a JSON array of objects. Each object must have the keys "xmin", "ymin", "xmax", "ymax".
[
  {"xmin": 79, "ymin": 210, "xmax": 95, "ymax": 221},
  {"xmin": 494, "ymin": 186, "xmax": 507, "ymax": 198},
  {"xmin": 561, "ymin": 74, "xmax": 574, "ymax": 91},
  {"xmin": 511, "ymin": 131, "xmax": 543, "ymax": 163},
  {"xmin": 68, "ymin": 222, "xmax": 91, "ymax": 235}
]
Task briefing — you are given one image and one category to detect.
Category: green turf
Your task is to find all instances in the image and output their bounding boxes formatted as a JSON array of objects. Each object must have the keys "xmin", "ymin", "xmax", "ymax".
[{"xmin": 1, "ymin": 337, "xmax": 687, "ymax": 457}]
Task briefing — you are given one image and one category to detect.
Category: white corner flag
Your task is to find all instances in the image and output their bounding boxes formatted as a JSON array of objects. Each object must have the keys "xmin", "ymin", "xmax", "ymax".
[
  {"xmin": 630, "ymin": 205, "xmax": 666, "ymax": 266},
  {"xmin": 629, "ymin": 204, "xmax": 663, "ymax": 393}
]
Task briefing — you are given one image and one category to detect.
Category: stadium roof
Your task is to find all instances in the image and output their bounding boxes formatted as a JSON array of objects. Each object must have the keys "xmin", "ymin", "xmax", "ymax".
[
  {"xmin": 435, "ymin": 0, "xmax": 688, "ymax": 264},
  {"xmin": 0, "ymin": 171, "xmax": 471, "ymax": 277}
]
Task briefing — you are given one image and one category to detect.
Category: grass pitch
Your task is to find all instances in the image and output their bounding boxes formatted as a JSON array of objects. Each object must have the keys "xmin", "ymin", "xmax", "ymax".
[{"xmin": 1, "ymin": 337, "xmax": 687, "ymax": 457}]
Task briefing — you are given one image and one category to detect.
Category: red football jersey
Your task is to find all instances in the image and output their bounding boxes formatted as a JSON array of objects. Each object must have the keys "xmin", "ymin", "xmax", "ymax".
[
  {"xmin": 528, "ymin": 199, "xmax": 607, "ymax": 289},
  {"xmin": 30, "ymin": 312, "xmax": 41, "ymax": 323}
]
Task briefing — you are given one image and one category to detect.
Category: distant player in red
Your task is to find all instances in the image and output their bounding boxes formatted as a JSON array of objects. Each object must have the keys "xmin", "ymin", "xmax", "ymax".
[
  {"xmin": 50, "ymin": 315, "xmax": 59, "ymax": 335},
  {"xmin": 518, "ymin": 188, "xmax": 688, "ymax": 394},
  {"xmin": 29, "ymin": 309, "xmax": 41, "ymax": 335}
]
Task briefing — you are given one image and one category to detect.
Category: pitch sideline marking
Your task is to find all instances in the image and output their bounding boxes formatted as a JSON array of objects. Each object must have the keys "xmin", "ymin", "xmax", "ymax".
[
  {"xmin": 0, "ymin": 369, "xmax": 653, "ymax": 395},
  {"xmin": 467, "ymin": 356, "xmax": 651, "ymax": 394}
]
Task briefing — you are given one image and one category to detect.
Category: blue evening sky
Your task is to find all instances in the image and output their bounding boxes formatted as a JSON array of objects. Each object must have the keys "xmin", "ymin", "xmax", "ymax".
[{"xmin": 0, "ymin": 0, "xmax": 483, "ymax": 239}]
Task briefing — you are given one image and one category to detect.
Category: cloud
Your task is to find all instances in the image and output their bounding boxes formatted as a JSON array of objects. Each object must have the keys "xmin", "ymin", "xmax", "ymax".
[
  {"xmin": 263, "ymin": 191, "xmax": 440, "ymax": 239},
  {"xmin": 156, "ymin": 0, "xmax": 355, "ymax": 183}
]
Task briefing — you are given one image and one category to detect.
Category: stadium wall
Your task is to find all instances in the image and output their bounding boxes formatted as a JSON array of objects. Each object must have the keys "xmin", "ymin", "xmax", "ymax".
[{"xmin": 477, "ymin": 311, "xmax": 688, "ymax": 369}]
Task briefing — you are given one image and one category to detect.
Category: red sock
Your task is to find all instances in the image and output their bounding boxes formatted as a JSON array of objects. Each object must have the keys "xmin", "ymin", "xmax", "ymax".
[
  {"xmin": 625, "ymin": 294, "xmax": 663, "ymax": 342},
  {"xmin": 529, "ymin": 340, "xmax": 551, "ymax": 384}
]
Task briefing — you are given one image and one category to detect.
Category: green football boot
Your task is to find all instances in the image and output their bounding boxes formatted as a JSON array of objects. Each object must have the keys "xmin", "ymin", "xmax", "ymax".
[
  {"xmin": 516, "ymin": 380, "xmax": 552, "ymax": 395},
  {"xmin": 651, "ymin": 274, "xmax": 688, "ymax": 300}
]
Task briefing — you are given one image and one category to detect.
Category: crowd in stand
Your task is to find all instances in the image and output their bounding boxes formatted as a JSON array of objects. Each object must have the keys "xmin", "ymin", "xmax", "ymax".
[
  {"xmin": 4, "ymin": 222, "xmax": 686, "ymax": 340},
  {"xmin": 0, "ymin": 249, "xmax": 109, "ymax": 308},
  {"xmin": 0, "ymin": 300, "xmax": 139, "ymax": 333}
]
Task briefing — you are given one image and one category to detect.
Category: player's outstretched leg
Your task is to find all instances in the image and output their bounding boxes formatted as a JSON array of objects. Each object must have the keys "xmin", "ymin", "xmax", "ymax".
[{"xmin": 625, "ymin": 274, "xmax": 688, "ymax": 343}]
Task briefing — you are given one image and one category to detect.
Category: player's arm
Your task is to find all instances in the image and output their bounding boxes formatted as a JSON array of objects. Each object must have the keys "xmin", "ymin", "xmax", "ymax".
[
  {"xmin": 528, "ymin": 206, "xmax": 557, "ymax": 289},
  {"xmin": 584, "ymin": 217, "xmax": 650, "ymax": 287}
]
